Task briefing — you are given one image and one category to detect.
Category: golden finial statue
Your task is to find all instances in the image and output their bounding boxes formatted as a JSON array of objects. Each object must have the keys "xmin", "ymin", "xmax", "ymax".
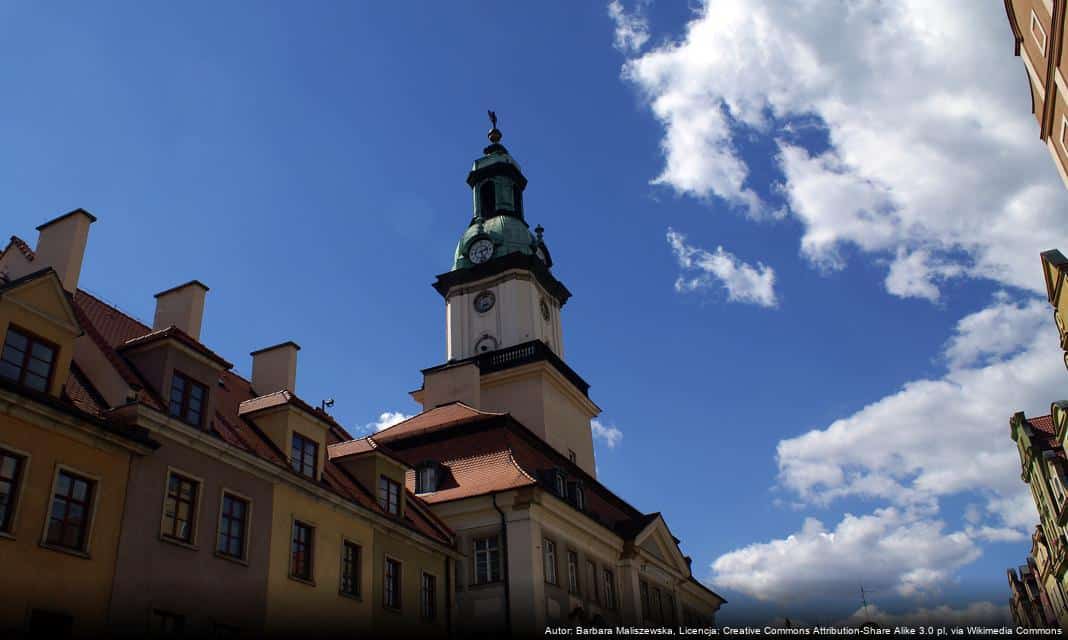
[{"xmin": 487, "ymin": 110, "xmax": 502, "ymax": 143}]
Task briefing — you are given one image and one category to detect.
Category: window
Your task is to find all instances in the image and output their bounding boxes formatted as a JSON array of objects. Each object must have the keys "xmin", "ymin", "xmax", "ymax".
[
  {"xmin": 513, "ymin": 184, "xmax": 523, "ymax": 215},
  {"xmin": 0, "ymin": 326, "xmax": 56, "ymax": 392},
  {"xmin": 290, "ymin": 432, "xmax": 318, "ymax": 479},
  {"xmin": 290, "ymin": 521, "xmax": 314, "ymax": 581},
  {"xmin": 567, "ymin": 550, "xmax": 580, "ymax": 594},
  {"xmin": 416, "ymin": 464, "xmax": 438, "ymax": 494},
  {"xmin": 568, "ymin": 449, "xmax": 576, "ymax": 463},
  {"xmin": 586, "ymin": 560, "xmax": 599, "ymax": 604},
  {"xmin": 421, "ymin": 572, "xmax": 437, "ymax": 620},
  {"xmin": 152, "ymin": 609, "xmax": 185, "ymax": 634},
  {"xmin": 1032, "ymin": 10, "xmax": 1048, "ymax": 57},
  {"xmin": 474, "ymin": 535, "xmax": 501, "ymax": 584},
  {"xmin": 45, "ymin": 469, "xmax": 94, "ymax": 551},
  {"xmin": 479, "ymin": 181, "xmax": 496, "ymax": 217},
  {"xmin": 216, "ymin": 493, "xmax": 248, "ymax": 559},
  {"xmin": 651, "ymin": 586, "xmax": 663, "ymax": 623},
  {"xmin": 378, "ymin": 476, "xmax": 400, "ymax": 515},
  {"xmin": 1060, "ymin": 116, "xmax": 1068, "ymax": 158},
  {"xmin": 162, "ymin": 472, "xmax": 199, "ymax": 543},
  {"xmin": 568, "ymin": 482, "xmax": 585, "ymax": 510},
  {"xmin": 664, "ymin": 593, "xmax": 676, "ymax": 626},
  {"xmin": 543, "ymin": 538, "xmax": 558, "ymax": 585},
  {"xmin": 168, "ymin": 371, "xmax": 206, "ymax": 427},
  {"xmin": 640, "ymin": 580, "xmax": 650, "ymax": 621},
  {"xmin": 340, "ymin": 541, "xmax": 361, "ymax": 597},
  {"xmin": 603, "ymin": 569, "xmax": 616, "ymax": 610},
  {"xmin": 553, "ymin": 471, "xmax": 566, "ymax": 497},
  {"xmin": 0, "ymin": 449, "xmax": 25, "ymax": 533},
  {"xmin": 384, "ymin": 557, "xmax": 402, "ymax": 609}
]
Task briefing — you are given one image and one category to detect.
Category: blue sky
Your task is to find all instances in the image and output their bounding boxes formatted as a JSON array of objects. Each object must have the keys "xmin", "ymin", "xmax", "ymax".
[{"xmin": 2, "ymin": 0, "xmax": 1065, "ymax": 625}]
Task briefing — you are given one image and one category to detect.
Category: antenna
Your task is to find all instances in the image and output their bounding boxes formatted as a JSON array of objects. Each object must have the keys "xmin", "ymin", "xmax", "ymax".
[
  {"xmin": 320, "ymin": 398, "xmax": 334, "ymax": 412},
  {"xmin": 860, "ymin": 585, "xmax": 873, "ymax": 623}
]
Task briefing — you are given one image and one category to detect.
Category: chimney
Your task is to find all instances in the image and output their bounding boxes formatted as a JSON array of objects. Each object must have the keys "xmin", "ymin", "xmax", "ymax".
[
  {"xmin": 34, "ymin": 208, "xmax": 97, "ymax": 292},
  {"xmin": 250, "ymin": 341, "xmax": 300, "ymax": 395},
  {"xmin": 153, "ymin": 280, "xmax": 209, "ymax": 340}
]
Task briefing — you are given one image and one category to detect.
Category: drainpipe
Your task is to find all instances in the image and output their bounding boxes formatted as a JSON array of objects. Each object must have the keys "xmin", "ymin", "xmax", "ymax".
[{"xmin": 492, "ymin": 492, "xmax": 512, "ymax": 636}]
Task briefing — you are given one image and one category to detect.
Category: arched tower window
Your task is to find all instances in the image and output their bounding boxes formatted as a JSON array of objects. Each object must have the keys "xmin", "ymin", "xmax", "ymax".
[
  {"xmin": 513, "ymin": 184, "xmax": 523, "ymax": 216},
  {"xmin": 479, "ymin": 181, "xmax": 496, "ymax": 218}
]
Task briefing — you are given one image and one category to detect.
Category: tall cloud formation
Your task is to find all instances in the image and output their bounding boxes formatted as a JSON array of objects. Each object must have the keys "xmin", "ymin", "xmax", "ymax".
[
  {"xmin": 667, "ymin": 228, "xmax": 778, "ymax": 307},
  {"xmin": 612, "ymin": 0, "xmax": 1068, "ymax": 616},
  {"xmin": 620, "ymin": 0, "xmax": 1068, "ymax": 299}
]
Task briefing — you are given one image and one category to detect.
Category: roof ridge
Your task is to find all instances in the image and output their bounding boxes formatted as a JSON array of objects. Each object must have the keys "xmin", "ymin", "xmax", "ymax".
[
  {"xmin": 76, "ymin": 287, "xmax": 153, "ymax": 333},
  {"xmin": 7, "ymin": 235, "xmax": 35, "ymax": 260}
]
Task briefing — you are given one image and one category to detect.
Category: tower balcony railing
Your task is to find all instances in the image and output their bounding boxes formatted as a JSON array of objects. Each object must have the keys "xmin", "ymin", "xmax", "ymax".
[{"xmin": 476, "ymin": 340, "xmax": 590, "ymax": 397}]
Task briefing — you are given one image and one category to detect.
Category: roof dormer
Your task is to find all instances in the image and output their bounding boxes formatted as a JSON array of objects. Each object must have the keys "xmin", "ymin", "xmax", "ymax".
[
  {"xmin": 328, "ymin": 438, "xmax": 410, "ymax": 518},
  {"xmin": 0, "ymin": 269, "xmax": 82, "ymax": 398},
  {"xmin": 119, "ymin": 281, "xmax": 230, "ymax": 430}
]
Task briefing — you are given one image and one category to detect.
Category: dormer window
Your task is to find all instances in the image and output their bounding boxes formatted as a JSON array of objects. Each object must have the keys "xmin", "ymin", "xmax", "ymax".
[
  {"xmin": 290, "ymin": 432, "xmax": 318, "ymax": 479},
  {"xmin": 169, "ymin": 371, "xmax": 207, "ymax": 427},
  {"xmin": 0, "ymin": 326, "xmax": 57, "ymax": 393},
  {"xmin": 415, "ymin": 463, "xmax": 440, "ymax": 494},
  {"xmin": 567, "ymin": 481, "xmax": 585, "ymax": 511},
  {"xmin": 379, "ymin": 475, "xmax": 401, "ymax": 515},
  {"xmin": 553, "ymin": 470, "xmax": 566, "ymax": 497}
]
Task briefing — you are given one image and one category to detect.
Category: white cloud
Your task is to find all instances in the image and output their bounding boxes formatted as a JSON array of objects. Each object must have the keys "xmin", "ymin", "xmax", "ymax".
[
  {"xmin": 607, "ymin": 0, "xmax": 649, "ymax": 54},
  {"xmin": 591, "ymin": 419, "xmax": 624, "ymax": 448},
  {"xmin": 620, "ymin": 0, "xmax": 1068, "ymax": 299},
  {"xmin": 710, "ymin": 296, "xmax": 1058, "ymax": 603},
  {"xmin": 712, "ymin": 508, "xmax": 981, "ymax": 602},
  {"xmin": 667, "ymin": 228, "xmax": 778, "ymax": 307},
  {"xmin": 776, "ymin": 297, "xmax": 1053, "ymax": 526},
  {"xmin": 366, "ymin": 411, "xmax": 411, "ymax": 433},
  {"xmin": 839, "ymin": 602, "xmax": 1011, "ymax": 627}
]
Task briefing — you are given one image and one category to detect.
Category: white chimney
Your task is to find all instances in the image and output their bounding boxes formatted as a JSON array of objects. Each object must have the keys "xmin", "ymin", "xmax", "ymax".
[
  {"xmin": 251, "ymin": 341, "xmax": 300, "ymax": 395},
  {"xmin": 34, "ymin": 208, "xmax": 96, "ymax": 292},
  {"xmin": 153, "ymin": 280, "xmax": 209, "ymax": 340}
]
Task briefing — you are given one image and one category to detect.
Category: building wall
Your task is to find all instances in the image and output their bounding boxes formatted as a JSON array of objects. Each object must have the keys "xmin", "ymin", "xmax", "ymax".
[
  {"xmin": 0, "ymin": 409, "xmax": 135, "ymax": 636},
  {"xmin": 264, "ymin": 482, "xmax": 377, "ymax": 634},
  {"xmin": 371, "ymin": 526, "xmax": 451, "ymax": 637},
  {"xmin": 108, "ymin": 427, "xmax": 274, "ymax": 635}
]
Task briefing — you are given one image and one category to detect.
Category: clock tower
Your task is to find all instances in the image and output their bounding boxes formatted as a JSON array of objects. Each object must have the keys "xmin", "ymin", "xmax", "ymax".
[{"xmin": 413, "ymin": 117, "xmax": 601, "ymax": 476}]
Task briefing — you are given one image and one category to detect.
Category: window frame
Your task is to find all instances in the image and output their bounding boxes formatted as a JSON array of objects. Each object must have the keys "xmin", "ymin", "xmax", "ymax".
[
  {"xmin": 159, "ymin": 468, "xmax": 202, "ymax": 546},
  {"xmin": 378, "ymin": 475, "xmax": 401, "ymax": 515},
  {"xmin": 586, "ymin": 559, "xmax": 599, "ymax": 605},
  {"xmin": 473, "ymin": 535, "xmax": 502, "ymax": 585},
  {"xmin": 566, "ymin": 549, "xmax": 580, "ymax": 595},
  {"xmin": 0, "ymin": 324, "xmax": 58, "ymax": 393},
  {"xmin": 1060, "ymin": 115, "xmax": 1068, "ymax": 160},
  {"xmin": 415, "ymin": 463, "xmax": 439, "ymax": 494},
  {"xmin": 168, "ymin": 370, "xmax": 208, "ymax": 427},
  {"xmin": 290, "ymin": 431, "xmax": 318, "ymax": 479},
  {"xmin": 40, "ymin": 465, "xmax": 99, "ymax": 555},
  {"xmin": 151, "ymin": 609, "xmax": 186, "ymax": 634},
  {"xmin": 603, "ymin": 568, "xmax": 617, "ymax": 610},
  {"xmin": 289, "ymin": 519, "xmax": 315, "ymax": 583},
  {"xmin": 340, "ymin": 539, "xmax": 362, "ymax": 599},
  {"xmin": 1032, "ymin": 9, "xmax": 1048, "ymax": 57},
  {"xmin": 384, "ymin": 555, "xmax": 403, "ymax": 611},
  {"xmin": 553, "ymin": 471, "xmax": 566, "ymax": 497},
  {"xmin": 421, "ymin": 571, "xmax": 437, "ymax": 621},
  {"xmin": 215, "ymin": 490, "xmax": 251, "ymax": 563},
  {"xmin": 0, "ymin": 445, "xmax": 29, "ymax": 536},
  {"xmin": 543, "ymin": 537, "xmax": 558, "ymax": 585}
]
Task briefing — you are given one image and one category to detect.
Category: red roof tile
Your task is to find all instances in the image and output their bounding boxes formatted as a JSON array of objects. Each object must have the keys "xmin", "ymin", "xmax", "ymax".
[
  {"xmin": 373, "ymin": 402, "xmax": 503, "ymax": 443},
  {"xmin": 120, "ymin": 325, "xmax": 234, "ymax": 370},
  {"xmin": 6, "ymin": 235, "xmax": 35, "ymax": 261},
  {"xmin": 1029, "ymin": 415, "xmax": 1055, "ymax": 435},
  {"xmin": 69, "ymin": 288, "xmax": 451, "ymax": 547}
]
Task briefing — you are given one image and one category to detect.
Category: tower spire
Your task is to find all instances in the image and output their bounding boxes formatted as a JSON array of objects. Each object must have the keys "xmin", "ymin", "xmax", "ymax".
[{"xmin": 487, "ymin": 110, "xmax": 502, "ymax": 143}]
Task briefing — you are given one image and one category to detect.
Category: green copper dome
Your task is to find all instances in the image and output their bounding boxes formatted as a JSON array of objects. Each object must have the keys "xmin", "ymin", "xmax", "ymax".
[
  {"xmin": 450, "ymin": 120, "xmax": 551, "ymax": 272},
  {"xmin": 453, "ymin": 214, "xmax": 538, "ymax": 270}
]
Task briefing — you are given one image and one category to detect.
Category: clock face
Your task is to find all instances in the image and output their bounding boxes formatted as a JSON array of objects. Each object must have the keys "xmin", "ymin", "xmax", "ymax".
[
  {"xmin": 540, "ymin": 299, "xmax": 550, "ymax": 321},
  {"xmin": 468, "ymin": 238, "xmax": 494, "ymax": 264},
  {"xmin": 536, "ymin": 247, "xmax": 547, "ymax": 263},
  {"xmin": 475, "ymin": 334, "xmax": 498, "ymax": 353},
  {"xmin": 473, "ymin": 291, "xmax": 496, "ymax": 313}
]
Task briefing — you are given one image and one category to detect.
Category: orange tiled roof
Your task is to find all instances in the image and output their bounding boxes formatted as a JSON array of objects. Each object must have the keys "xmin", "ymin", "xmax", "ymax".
[
  {"xmin": 1029, "ymin": 414, "xmax": 1055, "ymax": 435},
  {"xmin": 120, "ymin": 325, "xmax": 234, "ymax": 370},
  {"xmin": 68, "ymin": 289, "xmax": 452, "ymax": 547},
  {"xmin": 373, "ymin": 402, "xmax": 503, "ymax": 443},
  {"xmin": 5, "ymin": 235, "xmax": 35, "ymax": 261}
]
